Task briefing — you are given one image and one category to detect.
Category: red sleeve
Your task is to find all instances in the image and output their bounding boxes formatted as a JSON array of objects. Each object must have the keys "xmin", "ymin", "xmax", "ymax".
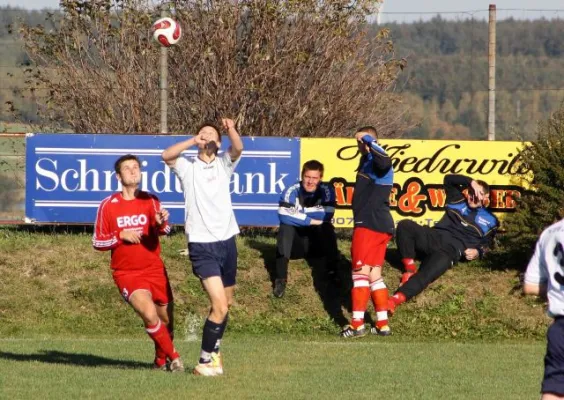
[
  {"xmin": 149, "ymin": 194, "xmax": 171, "ymax": 236},
  {"xmin": 92, "ymin": 197, "xmax": 122, "ymax": 251}
]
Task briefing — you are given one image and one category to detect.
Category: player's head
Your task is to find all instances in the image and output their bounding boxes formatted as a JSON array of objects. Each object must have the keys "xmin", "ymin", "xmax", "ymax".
[
  {"xmin": 196, "ymin": 121, "xmax": 222, "ymax": 156},
  {"xmin": 115, "ymin": 154, "xmax": 141, "ymax": 188},
  {"xmin": 301, "ymin": 160, "xmax": 324, "ymax": 193},
  {"xmin": 468, "ymin": 180, "xmax": 490, "ymax": 208},
  {"xmin": 355, "ymin": 125, "xmax": 378, "ymax": 155}
]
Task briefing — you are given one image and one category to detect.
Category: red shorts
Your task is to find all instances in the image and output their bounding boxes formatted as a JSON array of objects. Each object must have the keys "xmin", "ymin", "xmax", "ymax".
[
  {"xmin": 351, "ymin": 227, "xmax": 392, "ymax": 270},
  {"xmin": 112, "ymin": 268, "xmax": 173, "ymax": 305}
]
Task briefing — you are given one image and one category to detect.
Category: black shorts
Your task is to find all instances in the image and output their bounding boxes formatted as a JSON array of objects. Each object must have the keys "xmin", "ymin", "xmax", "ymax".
[
  {"xmin": 542, "ymin": 317, "xmax": 564, "ymax": 395},
  {"xmin": 188, "ymin": 236, "xmax": 238, "ymax": 287}
]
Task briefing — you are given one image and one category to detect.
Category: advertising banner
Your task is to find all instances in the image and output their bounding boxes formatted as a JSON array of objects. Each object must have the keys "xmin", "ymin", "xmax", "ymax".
[
  {"xmin": 25, "ymin": 134, "xmax": 300, "ymax": 226},
  {"xmin": 301, "ymin": 138, "xmax": 528, "ymax": 227}
]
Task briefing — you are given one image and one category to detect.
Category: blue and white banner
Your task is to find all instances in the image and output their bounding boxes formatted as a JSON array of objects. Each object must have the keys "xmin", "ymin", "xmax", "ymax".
[{"xmin": 25, "ymin": 134, "xmax": 300, "ymax": 226}]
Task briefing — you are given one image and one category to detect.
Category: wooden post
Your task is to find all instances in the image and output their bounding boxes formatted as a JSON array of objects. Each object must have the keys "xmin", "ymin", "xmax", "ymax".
[{"xmin": 488, "ymin": 4, "xmax": 496, "ymax": 140}]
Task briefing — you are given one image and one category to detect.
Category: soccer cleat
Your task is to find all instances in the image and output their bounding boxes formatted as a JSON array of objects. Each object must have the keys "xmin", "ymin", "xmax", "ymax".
[
  {"xmin": 193, "ymin": 352, "xmax": 223, "ymax": 376},
  {"xmin": 400, "ymin": 272, "xmax": 415, "ymax": 286},
  {"xmin": 169, "ymin": 357, "xmax": 185, "ymax": 373},
  {"xmin": 371, "ymin": 324, "xmax": 392, "ymax": 336},
  {"xmin": 273, "ymin": 279, "xmax": 286, "ymax": 298},
  {"xmin": 340, "ymin": 324, "xmax": 368, "ymax": 338}
]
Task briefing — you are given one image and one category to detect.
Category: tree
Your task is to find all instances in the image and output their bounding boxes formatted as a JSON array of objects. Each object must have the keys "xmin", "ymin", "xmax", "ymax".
[
  {"xmin": 498, "ymin": 108, "xmax": 564, "ymax": 269},
  {"xmin": 16, "ymin": 0, "xmax": 408, "ymax": 137}
]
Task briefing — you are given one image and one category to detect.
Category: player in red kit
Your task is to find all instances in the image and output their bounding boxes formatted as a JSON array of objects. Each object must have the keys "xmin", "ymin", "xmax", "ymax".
[{"xmin": 92, "ymin": 154, "xmax": 184, "ymax": 372}]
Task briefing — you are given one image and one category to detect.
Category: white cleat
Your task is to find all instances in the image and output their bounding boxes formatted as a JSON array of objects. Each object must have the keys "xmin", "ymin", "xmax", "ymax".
[
  {"xmin": 169, "ymin": 357, "xmax": 185, "ymax": 373},
  {"xmin": 193, "ymin": 352, "xmax": 223, "ymax": 376}
]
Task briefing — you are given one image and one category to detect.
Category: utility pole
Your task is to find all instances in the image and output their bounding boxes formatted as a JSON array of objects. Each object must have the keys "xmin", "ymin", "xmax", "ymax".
[
  {"xmin": 159, "ymin": 7, "xmax": 168, "ymax": 134},
  {"xmin": 487, "ymin": 4, "xmax": 496, "ymax": 140}
]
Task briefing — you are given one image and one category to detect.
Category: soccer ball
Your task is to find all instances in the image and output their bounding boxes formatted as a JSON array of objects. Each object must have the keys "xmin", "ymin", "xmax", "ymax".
[{"xmin": 151, "ymin": 17, "xmax": 182, "ymax": 47}]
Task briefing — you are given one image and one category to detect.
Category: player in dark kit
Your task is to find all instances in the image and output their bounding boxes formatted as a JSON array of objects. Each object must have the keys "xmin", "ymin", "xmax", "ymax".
[
  {"xmin": 341, "ymin": 126, "xmax": 395, "ymax": 338},
  {"xmin": 274, "ymin": 160, "xmax": 338, "ymax": 298},
  {"xmin": 388, "ymin": 174, "xmax": 498, "ymax": 315},
  {"xmin": 93, "ymin": 154, "xmax": 183, "ymax": 372}
]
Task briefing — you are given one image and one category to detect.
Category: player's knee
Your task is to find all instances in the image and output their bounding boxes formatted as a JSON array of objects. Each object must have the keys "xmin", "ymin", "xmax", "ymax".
[{"xmin": 211, "ymin": 304, "xmax": 229, "ymax": 320}]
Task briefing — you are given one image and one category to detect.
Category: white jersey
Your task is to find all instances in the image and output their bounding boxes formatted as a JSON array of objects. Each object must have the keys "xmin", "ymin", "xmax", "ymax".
[
  {"xmin": 524, "ymin": 219, "xmax": 564, "ymax": 318},
  {"xmin": 171, "ymin": 151, "xmax": 240, "ymax": 243}
]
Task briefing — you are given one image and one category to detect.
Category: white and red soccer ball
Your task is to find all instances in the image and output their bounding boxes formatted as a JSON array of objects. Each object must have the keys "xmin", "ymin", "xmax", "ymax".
[{"xmin": 151, "ymin": 17, "xmax": 182, "ymax": 47}]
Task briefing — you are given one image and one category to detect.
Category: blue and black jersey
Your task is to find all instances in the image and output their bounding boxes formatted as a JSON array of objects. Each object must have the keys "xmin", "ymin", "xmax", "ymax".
[
  {"xmin": 351, "ymin": 135, "xmax": 395, "ymax": 234},
  {"xmin": 278, "ymin": 182, "xmax": 336, "ymax": 227},
  {"xmin": 434, "ymin": 174, "xmax": 498, "ymax": 256}
]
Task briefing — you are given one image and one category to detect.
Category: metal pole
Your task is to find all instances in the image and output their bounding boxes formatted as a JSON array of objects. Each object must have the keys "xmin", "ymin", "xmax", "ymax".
[
  {"xmin": 487, "ymin": 4, "xmax": 496, "ymax": 141},
  {"xmin": 159, "ymin": 8, "xmax": 168, "ymax": 134}
]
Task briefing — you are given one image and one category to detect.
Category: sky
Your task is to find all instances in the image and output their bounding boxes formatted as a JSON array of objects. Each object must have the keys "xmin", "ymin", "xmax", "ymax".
[{"xmin": 2, "ymin": 0, "xmax": 564, "ymax": 23}]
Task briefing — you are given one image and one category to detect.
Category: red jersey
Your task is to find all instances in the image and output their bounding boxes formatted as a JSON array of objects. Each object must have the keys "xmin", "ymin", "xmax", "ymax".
[{"xmin": 92, "ymin": 191, "xmax": 171, "ymax": 273}]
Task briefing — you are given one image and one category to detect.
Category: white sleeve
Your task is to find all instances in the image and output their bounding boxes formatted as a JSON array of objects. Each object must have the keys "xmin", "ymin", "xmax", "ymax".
[
  {"xmin": 524, "ymin": 237, "xmax": 548, "ymax": 285},
  {"xmin": 170, "ymin": 157, "xmax": 192, "ymax": 188},
  {"xmin": 219, "ymin": 151, "xmax": 240, "ymax": 177}
]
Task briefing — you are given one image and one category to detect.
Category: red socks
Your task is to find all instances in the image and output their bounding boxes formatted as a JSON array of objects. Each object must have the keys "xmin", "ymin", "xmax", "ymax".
[
  {"xmin": 146, "ymin": 320, "xmax": 179, "ymax": 361},
  {"xmin": 351, "ymin": 275, "xmax": 370, "ymax": 329},
  {"xmin": 370, "ymin": 278, "xmax": 389, "ymax": 329}
]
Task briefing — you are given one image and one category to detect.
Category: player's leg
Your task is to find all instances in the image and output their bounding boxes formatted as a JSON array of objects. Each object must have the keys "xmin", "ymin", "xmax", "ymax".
[
  {"xmin": 189, "ymin": 240, "xmax": 230, "ymax": 376},
  {"xmin": 389, "ymin": 250, "xmax": 453, "ymax": 315},
  {"xmin": 541, "ymin": 319, "xmax": 564, "ymax": 399},
  {"xmin": 341, "ymin": 227, "xmax": 372, "ymax": 338},
  {"xmin": 313, "ymin": 223, "xmax": 341, "ymax": 282},
  {"xmin": 395, "ymin": 220, "xmax": 439, "ymax": 285},
  {"xmin": 153, "ymin": 272, "xmax": 179, "ymax": 370},
  {"xmin": 367, "ymin": 232, "xmax": 393, "ymax": 336},
  {"xmin": 274, "ymin": 224, "xmax": 304, "ymax": 297},
  {"xmin": 196, "ymin": 276, "xmax": 228, "ymax": 376},
  {"xmin": 128, "ymin": 289, "xmax": 182, "ymax": 371}
]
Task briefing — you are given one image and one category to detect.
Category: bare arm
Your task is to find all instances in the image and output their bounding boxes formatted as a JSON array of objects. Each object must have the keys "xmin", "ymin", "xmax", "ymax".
[
  {"xmin": 161, "ymin": 136, "xmax": 203, "ymax": 167},
  {"xmin": 523, "ymin": 282, "xmax": 548, "ymax": 299},
  {"xmin": 222, "ymin": 118, "xmax": 243, "ymax": 161}
]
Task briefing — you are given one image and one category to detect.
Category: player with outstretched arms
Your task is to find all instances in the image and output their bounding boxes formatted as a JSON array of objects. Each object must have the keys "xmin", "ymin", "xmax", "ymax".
[
  {"xmin": 162, "ymin": 118, "xmax": 243, "ymax": 377},
  {"xmin": 341, "ymin": 126, "xmax": 394, "ymax": 338},
  {"xmin": 92, "ymin": 154, "xmax": 183, "ymax": 372},
  {"xmin": 524, "ymin": 219, "xmax": 564, "ymax": 400}
]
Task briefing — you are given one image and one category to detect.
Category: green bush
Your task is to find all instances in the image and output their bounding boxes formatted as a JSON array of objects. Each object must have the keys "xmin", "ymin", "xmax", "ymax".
[{"xmin": 497, "ymin": 108, "xmax": 564, "ymax": 269}]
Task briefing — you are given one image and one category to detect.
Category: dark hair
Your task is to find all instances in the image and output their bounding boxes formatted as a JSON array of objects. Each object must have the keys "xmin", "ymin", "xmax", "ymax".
[
  {"xmin": 476, "ymin": 180, "xmax": 490, "ymax": 196},
  {"xmin": 301, "ymin": 159, "xmax": 324, "ymax": 177},
  {"xmin": 114, "ymin": 154, "xmax": 141, "ymax": 175},
  {"xmin": 196, "ymin": 121, "xmax": 222, "ymax": 143},
  {"xmin": 356, "ymin": 125, "xmax": 378, "ymax": 139}
]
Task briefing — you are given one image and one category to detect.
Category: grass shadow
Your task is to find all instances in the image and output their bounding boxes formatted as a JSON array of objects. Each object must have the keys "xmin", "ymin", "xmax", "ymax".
[
  {"xmin": 246, "ymin": 237, "xmax": 375, "ymax": 329},
  {"xmin": 0, "ymin": 350, "xmax": 152, "ymax": 369}
]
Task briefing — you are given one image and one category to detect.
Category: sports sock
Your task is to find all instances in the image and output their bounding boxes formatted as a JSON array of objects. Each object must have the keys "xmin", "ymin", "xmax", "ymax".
[
  {"xmin": 402, "ymin": 258, "xmax": 417, "ymax": 273},
  {"xmin": 351, "ymin": 274, "xmax": 370, "ymax": 329},
  {"xmin": 200, "ymin": 318, "xmax": 223, "ymax": 363},
  {"xmin": 146, "ymin": 320, "xmax": 179, "ymax": 361},
  {"xmin": 213, "ymin": 314, "xmax": 229, "ymax": 353},
  {"xmin": 154, "ymin": 322, "xmax": 173, "ymax": 363},
  {"xmin": 370, "ymin": 278, "xmax": 389, "ymax": 329}
]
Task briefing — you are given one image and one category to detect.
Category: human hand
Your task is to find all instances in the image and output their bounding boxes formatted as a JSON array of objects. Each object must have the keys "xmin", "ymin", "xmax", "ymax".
[
  {"xmin": 120, "ymin": 230, "xmax": 142, "ymax": 244},
  {"xmin": 464, "ymin": 248, "xmax": 479, "ymax": 260},
  {"xmin": 222, "ymin": 118, "xmax": 236, "ymax": 132},
  {"xmin": 470, "ymin": 180, "xmax": 485, "ymax": 202},
  {"xmin": 310, "ymin": 219, "xmax": 323, "ymax": 226},
  {"xmin": 155, "ymin": 208, "xmax": 169, "ymax": 226},
  {"xmin": 194, "ymin": 133, "xmax": 207, "ymax": 147}
]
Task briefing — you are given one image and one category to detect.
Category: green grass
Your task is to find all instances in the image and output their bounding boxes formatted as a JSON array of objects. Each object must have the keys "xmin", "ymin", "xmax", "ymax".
[
  {"xmin": 0, "ymin": 336, "xmax": 546, "ymax": 399},
  {"xmin": 0, "ymin": 226, "xmax": 551, "ymax": 340}
]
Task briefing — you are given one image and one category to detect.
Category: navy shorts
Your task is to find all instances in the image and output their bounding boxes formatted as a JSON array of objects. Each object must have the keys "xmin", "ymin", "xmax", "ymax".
[
  {"xmin": 542, "ymin": 317, "xmax": 564, "ymax": 395},
  {"xmin": 188, "ymin": 236, "xmax": 238, "ymax": 287}
]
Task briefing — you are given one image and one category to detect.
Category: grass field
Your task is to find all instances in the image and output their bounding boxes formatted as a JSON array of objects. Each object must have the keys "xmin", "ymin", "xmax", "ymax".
[
  {"xmin": 0, "ymin": 336, "xmax": 545, "ymax": 399},
  {"xmin": 0, "ymin": 226, "xmax": 552, "ymax": 399}
]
